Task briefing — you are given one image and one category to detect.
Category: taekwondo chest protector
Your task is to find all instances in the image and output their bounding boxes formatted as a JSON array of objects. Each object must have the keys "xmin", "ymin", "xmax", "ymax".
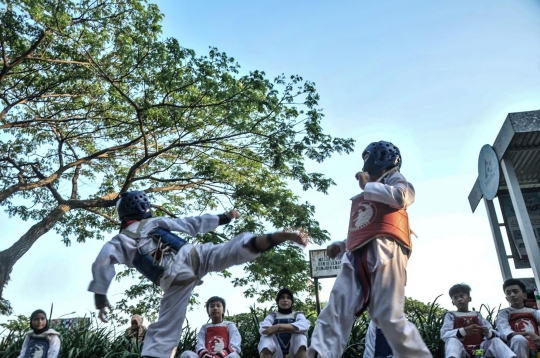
[
  {"xmin": 450, "ymin": 312, "xmax": 483, "ymax": 355},
  {"xmin": 507, "ymin": 309, "xmax": 539, "ymax": 350},
  {"xmin": 25, "ymin": 335, "xmax": 49, "ymax": 358},
  {"xmin": 271, "ymin": 312, "xmax": 303, "ymax": 354},
  {"xmin": 346, "ymin": 193, "xmax": 411, "ymax": 252},
  {"xmin": 204, "ymin": 323, "xmax": 230, "ymax": 353},
  {"xmin": 122, "ymin": 220, "xmax": 188, "ymax": 285}
]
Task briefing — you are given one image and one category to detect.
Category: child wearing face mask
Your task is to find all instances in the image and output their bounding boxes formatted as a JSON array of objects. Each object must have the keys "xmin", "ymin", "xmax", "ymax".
[
  {"xmin": 258, "ymin": 288, "xmax": 311, "ymax": 358},
  {"xmin": 17, "ymin": 309, "xmax": 61, "ymax": 358}
]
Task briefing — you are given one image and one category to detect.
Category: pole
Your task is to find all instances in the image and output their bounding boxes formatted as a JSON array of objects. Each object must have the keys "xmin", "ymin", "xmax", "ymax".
[
  {"xmin": 484, "ymin": 198, "xmax": 512, "ymax": 281},
  {"xmin": 501, "ymin": 158, "xmax": 540, "ymax": 290},
  {"xmin": 314, "ymin": 277, "xmax": 321, "ymax": 315}
]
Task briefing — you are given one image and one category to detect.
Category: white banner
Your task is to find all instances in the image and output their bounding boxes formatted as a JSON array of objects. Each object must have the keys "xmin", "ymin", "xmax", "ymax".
[{"xmin": 309, "ymin": 249, "xmax": 342, "ymax": 278}]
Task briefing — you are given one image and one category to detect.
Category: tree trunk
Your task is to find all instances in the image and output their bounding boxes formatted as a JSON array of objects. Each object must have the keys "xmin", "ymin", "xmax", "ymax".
[{"xmin": 0, "ymin": 204, "xmax": 71, "ymax": 300}]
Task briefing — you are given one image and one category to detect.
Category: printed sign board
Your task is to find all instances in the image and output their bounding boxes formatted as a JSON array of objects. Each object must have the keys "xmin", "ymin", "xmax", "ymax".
[
  {"xmin": 309, "ymin": 249, "xmax": 342, "ymax": 278},
  {"xmin": 499, "ymin": 190, "xmax": 540, "ymax": 268},
  {"xmin": 478, "ymin": 144, "xmax": 500, "ymax": 200}
]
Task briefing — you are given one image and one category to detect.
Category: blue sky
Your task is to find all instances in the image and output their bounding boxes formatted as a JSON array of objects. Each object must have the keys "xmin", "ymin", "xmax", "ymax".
[{"xmin": 2, "ymin": 0, "xmax": 540, "ymax": 330}]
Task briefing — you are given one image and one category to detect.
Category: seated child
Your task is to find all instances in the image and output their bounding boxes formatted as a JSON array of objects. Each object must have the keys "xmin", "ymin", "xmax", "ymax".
[
  {"xmin": 180, "ymin": 296, "xmax": 241, "ymax": 358},
  {"xmin": 17, "ymin": 309, "xmax": 61, "ymax": 358},
  {"xmin": 258, "ymin": 288, "xmax": 310, "ymax": 358},
  {"xmin": 125, "ymin": 314, "xmax": 146, "ymax": 341},
  {"xmin": 363, "ymin": 320, "xmax": 394, "ymax": 358},
  {"xmin": 88, "ymin": 191, "xmax": 308, "ymax": 358},
  {"xmin": 441, "ymin": 283, "xmax": 516, "ymax": 358},
  {"xmin": 496, "ymin": 278, "xmax": 540, "ymax": 358}
]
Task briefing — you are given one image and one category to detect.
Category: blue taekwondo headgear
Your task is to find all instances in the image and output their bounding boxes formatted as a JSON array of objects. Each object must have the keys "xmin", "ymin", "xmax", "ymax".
[
  {"xmin": 362, "ymin": 141, "xmax": 401, "ymax": 175},
  {"xmin": 116, "ymin": 191, "xmax": 153, "ymax": 221}
]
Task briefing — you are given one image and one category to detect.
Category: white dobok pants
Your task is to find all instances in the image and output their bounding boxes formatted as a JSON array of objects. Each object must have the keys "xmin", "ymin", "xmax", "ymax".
[
  {"xmin": 508, "ymin": 335, "xmax": 529, "ymax": 358},
  {"xmin": 307, "ymin": 237, "xmax": 432, "ymax": 358},
  {"xmin": 444, "ymin": 337, "xmax": 517, "ymax": 358},
  {"xmin": 141, "ymin": 233, "xmax": 259, "ymax": 358},
  {"xmin": 258, "ymin": 333, "xmax": 308, "ymax": 358}
]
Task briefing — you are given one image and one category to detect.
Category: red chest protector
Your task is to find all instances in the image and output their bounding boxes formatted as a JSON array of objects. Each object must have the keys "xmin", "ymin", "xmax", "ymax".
[
  {"xmin": 205, "ymin": 325, "xmax": 229, "ymax": 353},
  {"xmin": 346, "ymin": 193, "xmax": 411, "ymax": 252},
  {"xmin": 452, "ymin": 313, "xmax": 483, "ymax": 355},
  {"xmin": 509, "ymin": 311, "xmax": 539, "ymax": 350}
]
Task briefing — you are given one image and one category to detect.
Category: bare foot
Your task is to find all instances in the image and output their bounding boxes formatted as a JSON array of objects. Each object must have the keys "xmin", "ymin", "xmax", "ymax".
[
  {"xmin": 272, "ymin": 231, "xmax": 309, "ymax": 247},
  {"xmin": 251, "ymin": 228, "xmax": 309, "ymax": 252}
]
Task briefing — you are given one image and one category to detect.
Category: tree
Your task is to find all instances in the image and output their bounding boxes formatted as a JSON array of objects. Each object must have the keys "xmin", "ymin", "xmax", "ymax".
[{"xmin": 0, "ymin": 0, "xmax": 354, "ymax": 316}]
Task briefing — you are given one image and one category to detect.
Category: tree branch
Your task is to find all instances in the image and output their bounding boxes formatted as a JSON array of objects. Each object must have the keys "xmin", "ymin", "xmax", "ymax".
[
  {"xmin": 0, "ymin": 204, "xmax": 71, "ymax": 298},
  {"xmin": 151, "ymin": 204, "xmax": 177, "ymax": 218},
  {"xmin": 26, "ymin": 57, "xmax": 91, "ymax": 66},
  {"xmin": 0, "ymin": 30, "xmax": 47, "ymax": 83},
  {"xmin": 0, "ymin": 136, "xmax": 144, "ymax": 204},
  {"xmin": 83, "ymin": 208, "xmax": 119, "ymax": 225},
  {"xmin": 71, "ymin": 165, "xmax": 81, "ymax": 200}
]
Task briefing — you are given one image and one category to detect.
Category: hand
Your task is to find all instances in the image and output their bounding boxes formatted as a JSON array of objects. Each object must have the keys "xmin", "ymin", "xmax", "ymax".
[
  {"xmin": 197, "ymin": 349, "xmax": 213, "ymax": 358},
  {"xmin": 528, "ymin": 332, "xmax": 540, "ymax": 348},
  {"xmin": 464, "ymin": 324, "xmax": 481, "ymax": 335},
  {"xmin": 98, "ymin": 302, "xmax": 112, "ymax": 323},
  {"xmin": 355, "ymin": 171, "xmax": 370, "ymax": 189},
  {"xmin": 226, "ymin": 210, "xmax": 240, "ymax": 220},
  {"xmin": 262, "ymin": 324, "xmax": 280, "ymax": 335},
  {"xmin": 215, "ymin": 346, "xmax": 234, "ymax": 358},
  {"xmin": 481, "ymin": 326, "xmax": 490, "ymax": 337},
  {"xmin": 326, "ymin": 243, "xmax": 341, "ymax": 259}
]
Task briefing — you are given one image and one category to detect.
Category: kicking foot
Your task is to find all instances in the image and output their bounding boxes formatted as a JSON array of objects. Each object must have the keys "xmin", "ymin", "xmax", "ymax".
[
  {"xmin": 250, "ymin": 229, "xmax": 309, "ymax": 252},
  {"xmin": 272, "ymin": 230, "xmax": 309, "ymax": 247}
]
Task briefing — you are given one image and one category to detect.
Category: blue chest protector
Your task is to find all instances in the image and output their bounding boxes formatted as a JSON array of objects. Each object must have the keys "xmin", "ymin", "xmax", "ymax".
[
  {"xmin": 122, "ymin": 221, "xmax": 188, "ymax": 285},
  {"xmin": 374, "ymin": 327, "xmax": 393, "ymax": 358},
  {"xmin": 271, "ymin": 312, "xmax": 302, "ymax": 355},
  {"xmin": 25, "ymin": 335, "xmax": 49, "ymax": 358}
]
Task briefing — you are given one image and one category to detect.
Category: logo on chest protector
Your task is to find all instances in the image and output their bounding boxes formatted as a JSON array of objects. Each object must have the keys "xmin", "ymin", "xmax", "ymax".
[
  {"xmin": 350, "ymin": 201, "xmax": 377, "ymax": 230},
  {"xmin": 515, "ymin": 318, "xmax": 537, "ymax": 333},
  {"xmin": 208, "ymin": 335, "xmax": 225, "ymax": 352}
]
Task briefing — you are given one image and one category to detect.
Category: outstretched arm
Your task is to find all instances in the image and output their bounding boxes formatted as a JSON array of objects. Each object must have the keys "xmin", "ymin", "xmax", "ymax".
[
  {"xmin": 88, "ymin": 241, "xmax": 125, "ymax": 322},
  {"xmin": 143, "ymin": 210, "xmax": 240, "ymax": 238}
]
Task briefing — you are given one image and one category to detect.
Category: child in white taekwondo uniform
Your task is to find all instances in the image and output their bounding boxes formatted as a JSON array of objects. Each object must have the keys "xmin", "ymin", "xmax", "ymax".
[
  {"xmin": 307, "ymin": 141, "xmax": 431, "ymax": 358},
  {"xmin": 180, "ymin": 296, "xmax": 241, "ymax": 358},
  {"xmin": 496, "ymin": 279, "xmax": 540, "ymax": 358},
  {"xmin": 258, "ymin": 288, "xmax": 311, "ymax": 358},
  {"xmin": 441, "ymin": 283, "xmax": 516, "ymax": 358},
  {"xmin": 88, "ymin": 191, "xmax": 308, "ymax": 358},
  {"xmin": 363, "ymin": 320, "xmax": 394, "ymax": 358}
]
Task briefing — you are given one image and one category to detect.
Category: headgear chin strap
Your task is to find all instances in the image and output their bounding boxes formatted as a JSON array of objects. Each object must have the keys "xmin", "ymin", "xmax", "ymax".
[{"xmin": 362, "ymin": 141, "xmax": 401, "ymax": 175}]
